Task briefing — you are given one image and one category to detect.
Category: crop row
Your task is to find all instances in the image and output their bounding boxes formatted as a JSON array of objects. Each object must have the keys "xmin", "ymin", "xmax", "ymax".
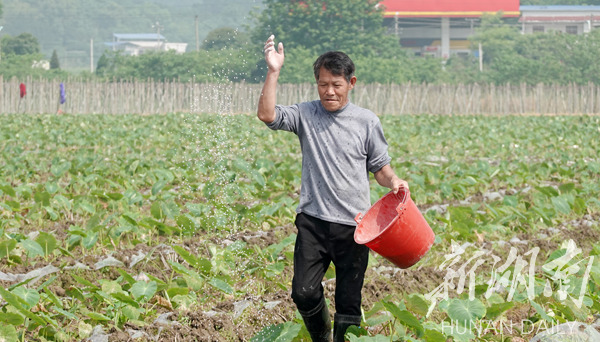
[{"xmin": 0, "ymin": 113, "xmax": 599, "ymax": 341}]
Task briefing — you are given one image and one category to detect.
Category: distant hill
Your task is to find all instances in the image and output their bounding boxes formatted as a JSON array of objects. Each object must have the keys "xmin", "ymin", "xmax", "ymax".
[{"xmin": 0, "ymin": 0, "xmax": 263, "ymax": 70}]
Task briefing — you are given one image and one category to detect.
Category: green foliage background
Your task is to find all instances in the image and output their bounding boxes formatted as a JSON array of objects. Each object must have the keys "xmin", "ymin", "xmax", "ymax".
[
  {"xmin": 2, "ymin": 0, "xmax": 600, "ymax": 84},
  {"xmin": 0, "ymin": 0, "xmax": 262, "ymax": 69},
  {"xmin": 1, "ymin": 112, "xmax": 599, "ymax": 340}
]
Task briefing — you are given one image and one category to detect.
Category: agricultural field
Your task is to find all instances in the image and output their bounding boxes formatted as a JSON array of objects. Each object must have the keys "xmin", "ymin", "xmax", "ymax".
[{"xmin": 0, "ymin": 113, "xmax": 599, "ymax": 341}]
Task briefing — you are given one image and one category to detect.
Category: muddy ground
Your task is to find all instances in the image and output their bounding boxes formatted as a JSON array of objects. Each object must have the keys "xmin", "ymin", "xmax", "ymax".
[{"xmin": 4, "ymin": 213, "xmax": 598, "ymax": 341}]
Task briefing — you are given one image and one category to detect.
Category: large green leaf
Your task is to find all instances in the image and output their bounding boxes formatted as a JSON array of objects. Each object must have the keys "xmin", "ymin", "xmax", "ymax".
[
  {"xmin": 0, "ymin": 239, "xmax": 17, "ymax": 258},
  {"xmin": 21, "ymin": 239, "xmax": 45, "ymax": 258},
  {"xmin": 422, "ymin": 329, "xmax": 447, "ymax": 342},
  {"xmin": 250, "ymin": 321, "xmax": 301, "ymax": 342},
  {"xmin": 54, "ymin": 194, "xmax": 72, "ymax": 210},
  {"xmin": 123, "ymin": 189, "xmax": 143, "ymax": 205},
  {"xmin": 406, "ymin": 294, "xmax": 430, "ymax": 317},
  {"xmin": 558, "ymin": 183, "xmax": 575, "ymax": 194},
  {"xmin": 107, "ymin": 192, "xmax": 124, "ymax": 201},
  {"xmin": 86, "ymin": 214, "xmax": 101, "ymax": 229},
  {"xmin": 86, "ymin": 312, "xmax": 111, "ymax": 321},
  {"xmin": 173, "ymin": 246, "xmax": 211, "ymax": 274},
  {"xmin": 78, "ymin": 201, "xmax": 96, "ymax": 215},
  {"xmin": 173, "ymin": 245, "xmax": 198, "ymax": 267},
  {"xmin": 35, "ymin": 232, "xmax": 58, "ymax": 256},
  {"xmin": 122, "ymin": 305, "xmax": 141, "ymax": 320},
  {"xmin": 82, "ymin": 231, "xmax": 98, "ymax": 249},
  {"xmin": 265, "ymin": 234, "xmax": 296, "ymax": 261},
  {"xmin": 536, "ymin": 186, "xmax": 559, "ymax": 198},
  {"xmin": 185, "ymin": 203, "xmax": 211, "ymax": 217},
  {"xmin": 446, "ymin": 298, "xmax": 486, "ymax": 327},
  {"xmin": 0, "ymin": 184, "xmax": 16, "ymax": 197},
  {"xmin": 0, "ymin": 312, "xmax": 25, "ymax": 326},
  {"xmin": 0, "ymin": 287, "xmax": 46, "ymax": 326},
  {"xmin": 12, "ymin": 287, "xmax": 40, "ymax": 310},
  {"xmin": 51, "ymin": 161, "xmax": 71, "ymax": 177},
  {"xmin": 130, "ymin": 281, "xmax": 157, "ymax": 302},
  {"xmin": 485, "ymin": 301, "xmax": 514, "ymax": 321},
  {"xmin": 71, "ymin": 274, "xmax": 99, "ymax": 289},
  {"xmin": 34, "ymin": 191, "xmax": 51, "ymax": 206},
  {"xmin": 383, "ymin": 301, "xmax": 424, "ymax": 337},
  {"xmin": 176, "ymin": 214, "xmax": 196, "ymax": 231},
  {"xmin": 151, "ymin": 201, "xmax": 165, "ymax": 219},
  {"xmin": 111, "ymin": 292, "xmax": 139, "ymax": 308},
  {"xmin": 0, "ymin": 324, "xmax": 18, "ymax": 341},
  {"xmin": 101, "ymin": 280, "xmax": 122, "ymax": 294},
  {"xmin": 116, "ymin": 269, "xmax": 137, "ymax": 286},
  {"xmin": 45, "ymin": 182, "xmax": 59, "ymax": 194},
  {"xmin": 208, "ymin": 277, "xmax": 233, "ymax": 294},
  {"xmin": 530, "ymin": 300, "xmax": 555, "ymax": 323},
  {"xmin": 52, "ymin": 306, "xmax": 78, "ymax": 321},
  {"xmin": 166, "ymin": 287, "xmax": 189, "ymax": 298},
  {"xmin": 3, "ymin": 200, "xmax": 20, "ymax": 211},
  {"xmin": 551, "ymin": 196, "xmax": 571, "ymax": 215},
  {"xmin": 503, "ymin": 195, "xmax": 518, "ymax": 207},
  {"xmin": 0, "ymin": 287, "xmax": 27, "ymax": 310},
  {"xmin": 152, "ymin": 179, "xmax": 167, "ymax": 195}
]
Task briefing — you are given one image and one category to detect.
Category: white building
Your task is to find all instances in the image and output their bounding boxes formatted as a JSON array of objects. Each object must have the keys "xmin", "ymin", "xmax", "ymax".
[
  {"xmin": 379, "ymin": 0, "xmax": 520, "ymax": 59},
  {"xmin": 105, "ymin": 33, "xmax": 187, "ymax": 56},
  {"xmin": 379, "ymin": 1, "xmax": 600, "ymax": 58},
  {"xmin": 520, "ymin": 5, "xmax": 600, "ymax": 35}
]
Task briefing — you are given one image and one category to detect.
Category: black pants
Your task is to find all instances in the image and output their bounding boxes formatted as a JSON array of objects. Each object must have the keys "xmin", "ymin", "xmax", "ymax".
[{"xmin": 291, "ymin": 213, "xmax": 370, "ymax": 316}]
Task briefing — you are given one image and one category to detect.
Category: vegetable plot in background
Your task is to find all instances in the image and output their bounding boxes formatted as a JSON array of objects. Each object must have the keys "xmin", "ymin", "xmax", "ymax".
[{"xmin": 0, "ymin": 113, "xmax": 598, "ymax": 341}]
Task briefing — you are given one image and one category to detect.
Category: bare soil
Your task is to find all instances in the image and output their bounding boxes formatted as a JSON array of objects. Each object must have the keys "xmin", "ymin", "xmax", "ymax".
[{"xmin": 10, "ymin": 212, "xmax": 599, "ymax": 341}]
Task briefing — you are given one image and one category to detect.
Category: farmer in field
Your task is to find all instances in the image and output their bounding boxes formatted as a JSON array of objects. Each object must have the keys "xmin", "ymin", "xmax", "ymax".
[{"xmin": 257, "ymin": 35, "xmax": 408, "ymax": 342}]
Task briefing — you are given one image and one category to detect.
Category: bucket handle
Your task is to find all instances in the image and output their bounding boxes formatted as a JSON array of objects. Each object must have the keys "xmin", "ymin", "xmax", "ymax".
[
  {"xmin": 395, "ymin": 186, "xmax": 410, "ymax": 215},
  {"xmin": 354, "ymin": 212, "xmax": 363, "ymax": 224},
  {"xmin": 355, "ymin": 187, "xmax": 409, "ymax": 224}
]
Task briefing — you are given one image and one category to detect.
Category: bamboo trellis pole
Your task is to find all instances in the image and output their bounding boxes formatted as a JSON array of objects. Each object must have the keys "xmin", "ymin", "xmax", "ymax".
[{"xmin": 1, "ymin": 79, "xmax": 600, "ymax": 115}]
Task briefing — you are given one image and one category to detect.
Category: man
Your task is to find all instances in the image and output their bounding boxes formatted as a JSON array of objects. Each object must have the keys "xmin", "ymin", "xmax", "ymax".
[{"xmin": 257, "ymin": 35, "xmax": 408, "ymax": 342}]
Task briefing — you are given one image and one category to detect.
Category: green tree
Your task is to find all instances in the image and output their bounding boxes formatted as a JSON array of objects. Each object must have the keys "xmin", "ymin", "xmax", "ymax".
[
  {"xmin": 202, "ymin": 27, "xmax": 250, "ymax": 50},
  {"xmin": 470, "ymin": 14, "xmax": 520, "ymax": 65},
  {"xmin": 95, "ymin": 52, "xmax": 110, "ymax": 76},
  {"xmin": 50, "ymin": 49, "xmax": 60, "ymax": 69},
  {"xmin": 94, "ymin": 48, "xmax": 259, "ymax": 83},
  {"xmin": 0, "ymin": 0, "xmax": 261, "ymax": 69},
  {"xmin": 467, "ymin": 14, "xmax": 600, "ymax": 85},
  {"xmin": 547, "ymin": 29, "xmax": 600, "ymax": 84},
  {"xmin": 0, "ymin": 53, "xmax": 68, "ymax": 79},
  {"xmin": 250, "ymin": 0, "xmax": 407, "ymax": 84},
  {"xmin": 0, "ymin": 32, "xmax": 41, "ymax": 55},
  {"xmin": 252, "ymin": 0, "xmax": 402, "ymax": 58}
]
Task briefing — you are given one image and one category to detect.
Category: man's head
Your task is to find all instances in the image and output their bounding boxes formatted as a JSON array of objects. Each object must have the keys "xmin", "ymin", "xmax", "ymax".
[
  {"xmin": 313, "ymin": 51, "xmax": 355, "ymax": 83},
  {"xmin": 313, "ymin": 51, "xmax": 357, "ymax": 112}
]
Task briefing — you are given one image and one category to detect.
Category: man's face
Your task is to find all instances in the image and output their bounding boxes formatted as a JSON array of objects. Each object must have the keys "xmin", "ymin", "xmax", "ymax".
[{"xmin": 316, "ymin": 67, "xmax": 356, "ymax": 112}]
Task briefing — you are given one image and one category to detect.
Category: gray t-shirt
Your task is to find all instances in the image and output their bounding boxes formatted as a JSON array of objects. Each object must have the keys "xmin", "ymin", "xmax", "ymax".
[{"xmin": 266, "ymin": 100, "xmax": 392, "ymax": 226}]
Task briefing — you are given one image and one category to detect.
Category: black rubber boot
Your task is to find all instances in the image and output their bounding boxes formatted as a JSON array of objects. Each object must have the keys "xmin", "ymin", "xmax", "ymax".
[
  {"xmin": 300, "ymin": 300, "xmax": 332, "ymax": 342},
  {"xmin": 333, "ymin": 313, "xmax": 361, "ymax": 342}
]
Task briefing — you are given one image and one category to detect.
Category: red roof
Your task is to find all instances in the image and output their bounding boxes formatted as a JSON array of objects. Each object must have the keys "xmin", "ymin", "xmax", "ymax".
[{"xmin": 379, "ymin": 0, "xmax": 520, "ymax": 18}]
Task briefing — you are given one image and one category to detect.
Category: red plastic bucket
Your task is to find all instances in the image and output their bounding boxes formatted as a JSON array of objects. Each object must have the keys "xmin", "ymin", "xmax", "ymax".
[{"xmin": 354, "ymin": 188, "xmax": 435, "ymax": 268}]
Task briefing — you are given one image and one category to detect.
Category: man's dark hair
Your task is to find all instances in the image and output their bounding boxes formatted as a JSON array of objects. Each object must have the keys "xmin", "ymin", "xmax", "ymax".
[{"xmin": 313, "ymin": 51, "xmax": 355, "ymax": 83}]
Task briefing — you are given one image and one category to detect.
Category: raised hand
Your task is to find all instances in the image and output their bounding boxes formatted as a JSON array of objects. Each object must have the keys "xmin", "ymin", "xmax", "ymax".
[{"xmin": 263, "ymin": 35, "xmax": 284, "ymax": 73}]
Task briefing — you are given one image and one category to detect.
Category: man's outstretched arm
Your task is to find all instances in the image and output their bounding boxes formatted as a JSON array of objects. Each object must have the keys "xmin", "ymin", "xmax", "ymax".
[{"xmin": 257, "ymin": 35, "xmax": 284, "ymax": 124}]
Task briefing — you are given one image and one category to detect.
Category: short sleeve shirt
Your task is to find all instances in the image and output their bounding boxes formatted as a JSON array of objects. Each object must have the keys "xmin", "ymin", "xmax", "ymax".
[{"xmin": 266, "ymin": 100, "xmax": 391, "ymax": 226}]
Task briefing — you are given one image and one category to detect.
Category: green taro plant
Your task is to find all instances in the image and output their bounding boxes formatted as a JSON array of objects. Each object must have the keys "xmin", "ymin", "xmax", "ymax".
[{"xmin": 0, "ymin": 113, "xmax": 598, "ymax": 341}]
